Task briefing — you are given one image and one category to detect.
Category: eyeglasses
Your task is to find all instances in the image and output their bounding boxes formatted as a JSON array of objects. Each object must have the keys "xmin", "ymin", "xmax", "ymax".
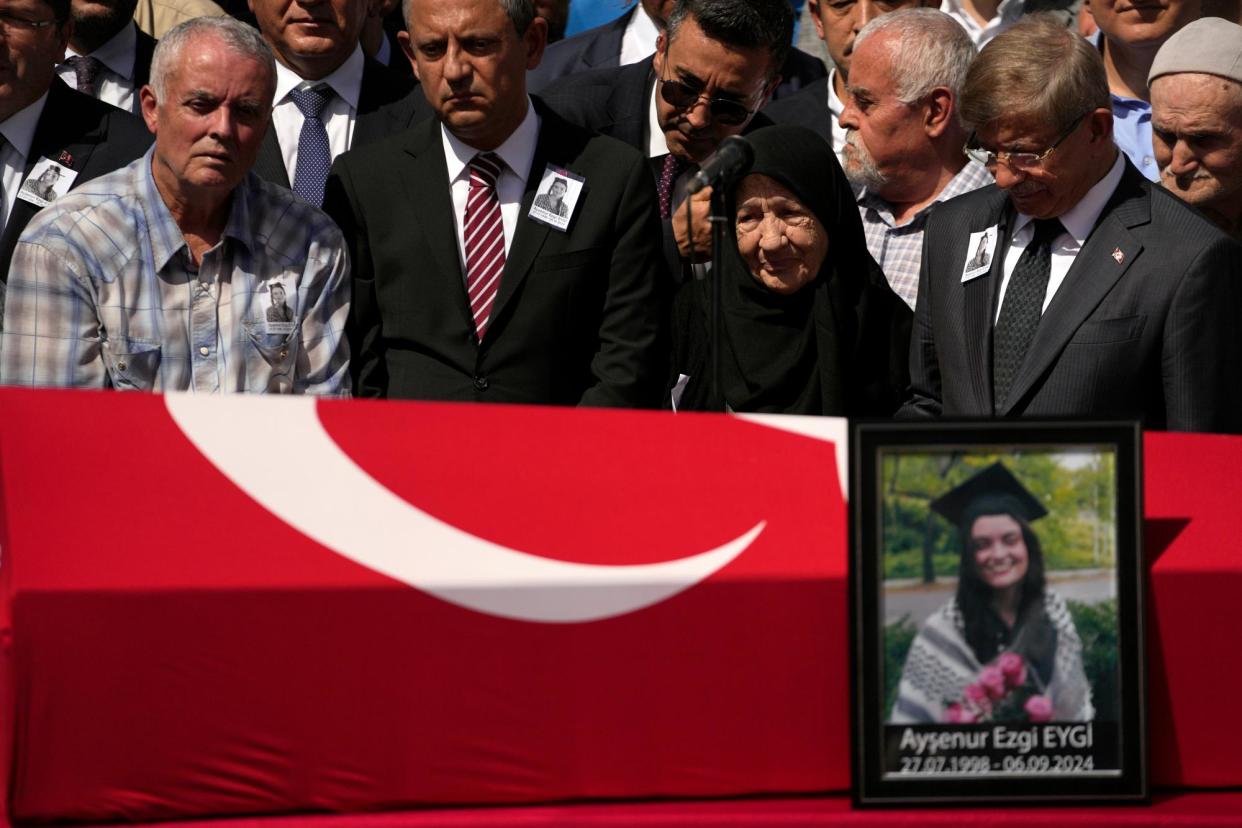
[
  {"xmin": 0, "ymin": 10, "xmax": 58, "ymax": 31},
  {"xmin": 964, "ymin": 112, "xmax": 1089, "ymax": 170},
  {"xmin": 657, "ymin": 76, "xmax": 762, "ymax": 127}
]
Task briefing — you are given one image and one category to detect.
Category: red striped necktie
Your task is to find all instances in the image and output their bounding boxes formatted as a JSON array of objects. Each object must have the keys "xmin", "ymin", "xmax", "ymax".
[{"xmin": 464, "ymin": 152, "xmax": 506, "ymax": 339}]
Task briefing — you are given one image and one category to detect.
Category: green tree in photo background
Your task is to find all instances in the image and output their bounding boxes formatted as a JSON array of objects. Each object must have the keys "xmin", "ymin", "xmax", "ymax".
[{"xmin": 881, "ymin": 449, "xmax": 1116, "ymax": 582}]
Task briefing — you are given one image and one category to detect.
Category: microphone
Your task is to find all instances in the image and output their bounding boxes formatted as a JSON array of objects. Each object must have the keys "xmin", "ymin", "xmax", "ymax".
[{"xmin": 685, "ymin": 136, "xmax": 755, "ymax": 195}]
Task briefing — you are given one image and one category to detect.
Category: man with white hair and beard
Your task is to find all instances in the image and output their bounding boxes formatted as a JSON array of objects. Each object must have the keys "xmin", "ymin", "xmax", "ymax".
[
  {"xmin": 837, "ymin": 8, "xmax": 989, "ymax": 308},
  {"xmin": 1149, "ymin": 17, "xmax": 1242, "ymax": 239}
]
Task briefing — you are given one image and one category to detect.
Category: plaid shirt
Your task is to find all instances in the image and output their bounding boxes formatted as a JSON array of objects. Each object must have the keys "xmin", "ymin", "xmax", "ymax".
[
  {"xmin": 858, "ymin": 160, "xmax": 992, "ymax": 309},
  {"xmin": 1, "ymin": 147, "xmax": 350, "ymax": 394}
]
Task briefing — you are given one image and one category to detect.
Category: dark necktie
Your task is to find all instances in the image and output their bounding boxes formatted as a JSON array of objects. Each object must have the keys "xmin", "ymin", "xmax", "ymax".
[
  {"xmin": 657, "ymin": 153, "xmax": 687, "ymax": 220},
  {"xmin": 464, "ymin": 153, "xmax": 506, "ymax": 339},
  {"xmin": 992, "ymin": 217, "xmax": 1064, "ymax": 411},
  {"xmin": 289, "ymin": 85, "xmax": 334, "ymax": 207},
  {"xmin": 65, "ymin": 55, "xmax": 105, "ymax": 98}
]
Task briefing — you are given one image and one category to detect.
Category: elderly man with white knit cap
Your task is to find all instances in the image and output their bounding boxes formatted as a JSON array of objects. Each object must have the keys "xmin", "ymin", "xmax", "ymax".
[{"xmin": 1150, "ymin": 17, "xmax": 1242, "ymax": 238}]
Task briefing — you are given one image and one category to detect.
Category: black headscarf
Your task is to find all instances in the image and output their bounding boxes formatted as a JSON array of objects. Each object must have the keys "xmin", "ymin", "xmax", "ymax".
[{"xmin": 671, "ymin": 125, "xmax": 910, "ymax": 415}]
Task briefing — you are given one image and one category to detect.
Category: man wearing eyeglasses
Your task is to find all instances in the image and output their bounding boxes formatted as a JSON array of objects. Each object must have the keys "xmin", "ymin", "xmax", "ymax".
[
  {"xmin": 0, "ymin": 0, "xmax": 151, "ymax": 300},
  {"xmin": 539, "ymin": 0, "xmax": 793, "ymax": 280},
  {"xmin": 323, "ymin": 0, "xmax": 667, "ymax": 406},
  {"xmin": 901, "ymin": 15, "xmax": 1242, "ymax": 434}
]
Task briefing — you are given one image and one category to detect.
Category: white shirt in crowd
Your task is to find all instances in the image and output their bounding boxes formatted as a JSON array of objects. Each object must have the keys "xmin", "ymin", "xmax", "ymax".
[
  {"xmin": 271, "ymin": 46, "xmax": 365, "ymax": 184},
  {"xmin": 441, "ymin": 99, "xmax": 540, "ymax": 275},
  {"xmin": 56, "ymin": 21, "xmax": 142, "ymax": 114},
  {"xmin": 996, "ymin": 152, "xmax": 1126, "ymax": 320},
  {"xmin": 620, "ymin": 2, "xmax": 663, "ymax": 66}
]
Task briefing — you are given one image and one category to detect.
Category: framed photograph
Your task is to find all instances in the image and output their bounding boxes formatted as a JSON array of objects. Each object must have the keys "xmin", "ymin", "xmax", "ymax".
[{"xmin": 850, "ymin": 421, "xmax": 1145, "ymax": 805}]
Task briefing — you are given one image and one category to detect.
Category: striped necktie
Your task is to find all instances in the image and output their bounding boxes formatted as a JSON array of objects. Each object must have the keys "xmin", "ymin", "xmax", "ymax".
[{"xmin": 464, "ymin": 153, "xmax": 506, "ymax": 339}]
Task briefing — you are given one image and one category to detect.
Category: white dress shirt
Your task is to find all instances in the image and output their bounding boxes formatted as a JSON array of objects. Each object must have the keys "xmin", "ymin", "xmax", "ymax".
[
  {"xmin": 939, "ymin": 0, "xmax": 1024, "ymax": 47},
  {"xmin": 57, "ymin": 22, "xmax": 142, "ymax": 114},
  {"xmin": 620, "ymin": 3, "xmax": 662, "ymax": 67},
  {"xmin": 271, "ymin": 46, "xmax": 365, "ymax": 184},
  {"xmin": 0, "ymin": 93, "xmax": 49, "ymax": 232},
  {"xmin": 826, "ymin": 68, "xmax": 847, "ymax": 163},
  {"xmin": 441, "ymin": 100, "xmax": 541, "ymax": 275},
  {"xmin": 995, "ymin": 152, "xmax": 1126, "ymax": 321}
]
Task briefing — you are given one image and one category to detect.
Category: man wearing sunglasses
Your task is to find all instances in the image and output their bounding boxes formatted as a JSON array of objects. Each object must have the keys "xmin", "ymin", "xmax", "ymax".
[
  {"xmin": 540, "ymin": 0, "xmax": 793, "ymax": 280},
  {"xmin": 901, "ymin": 15, "xmax": 1242, "ymax": 434}
]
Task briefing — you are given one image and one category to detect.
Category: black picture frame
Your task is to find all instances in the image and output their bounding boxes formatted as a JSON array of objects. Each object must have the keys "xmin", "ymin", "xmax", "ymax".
[{"xmin": 850, "ymin": 421, "xmax": 1146, "ymax": 805}]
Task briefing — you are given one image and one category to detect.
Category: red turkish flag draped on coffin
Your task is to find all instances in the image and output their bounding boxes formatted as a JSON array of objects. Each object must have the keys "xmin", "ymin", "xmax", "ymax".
[{"xmin": 0, "ymin": 390, "xmax": 849, "ymax": 824}]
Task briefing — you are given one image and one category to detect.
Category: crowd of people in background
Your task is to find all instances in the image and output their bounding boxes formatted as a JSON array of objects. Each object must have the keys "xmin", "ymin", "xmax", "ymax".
[{"xmin": 0, "ymin": 0, "xmax": 1239, "ymax": 433}]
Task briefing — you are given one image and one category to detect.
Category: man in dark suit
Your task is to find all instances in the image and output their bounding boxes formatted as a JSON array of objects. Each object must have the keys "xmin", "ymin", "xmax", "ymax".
[
  {"xmin": 764, "ymin": 0, "xmax": 939, "ymax": 158},
  {"xmin": 0, "ymin": 0, "xmax": 152, "ymax": 289},
  {"xmin": 539, "ymin": 0, "xmax": 792, "ymax": 279},
  {"xmin": 57, "ymin": 0, "xmax": 156, "ymax": 115},
  {"xmin": 529, "ymin": 0, "xmax": 826, "ymax": 101},
  {"xmin": 902, "ymin": 16, "xmax": 1242, "ymax": 433},
  {"xmin": 323, "ymin": 0, "xmax": 666, "ymax": 407},
  {"xmin": 247, "ymin": 0, "xmax": 426, "ymax": 206}
]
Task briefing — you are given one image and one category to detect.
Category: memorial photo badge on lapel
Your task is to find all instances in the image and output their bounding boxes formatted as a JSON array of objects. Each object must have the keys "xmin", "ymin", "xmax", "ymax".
[
  {"xmin": 528, "ymin": 164, "xmax": 584, "ymax": 232},
  {"xmin": 18, "ymin": 157, "xmax": 79, "ymax": 208},
  {"xmin": 259, "ymin": 280, "xmax": 297, "ymax": 336},
  {"xmin": 961, "ymin": 225, "xmax": 999, "ymax": 283}
]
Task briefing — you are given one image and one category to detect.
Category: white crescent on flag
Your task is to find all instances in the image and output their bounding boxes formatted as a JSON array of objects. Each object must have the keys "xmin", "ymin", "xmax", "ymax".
[{"xmin": 165, "ymin": 395, "xmax": 766, "ymax": 624}]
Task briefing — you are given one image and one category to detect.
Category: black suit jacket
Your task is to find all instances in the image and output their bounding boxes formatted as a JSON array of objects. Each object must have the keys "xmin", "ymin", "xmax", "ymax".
[
  {"xmin": 323, "ymin": 98, "xmax": 667, "ymax": 407},
  {"xmin": 133, "ymin": 25, "xmax": 156, "ymax": 90},
  {"xmin": 529, "ymin": 6, "xmax": 827, "ymax": 100},
  {"xmin": 762, "ymin": 75, "xmax": 833, "ymax": 144},
  {"xmin": 1, "ymin": 79, "xmax": 152, "ymax": 284},
  {"xmin": 252, "ymin": 56, "xmax": 425, "ymax": 188},
  {"xmin": 901, "ymin": 160, "xmax": 1242, "ymax": 433}
]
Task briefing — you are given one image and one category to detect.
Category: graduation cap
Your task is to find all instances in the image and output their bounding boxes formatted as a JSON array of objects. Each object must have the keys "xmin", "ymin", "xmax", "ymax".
[{"xmin": 929, "ymin": 462, "xmax": 1048, "ymax": 529}]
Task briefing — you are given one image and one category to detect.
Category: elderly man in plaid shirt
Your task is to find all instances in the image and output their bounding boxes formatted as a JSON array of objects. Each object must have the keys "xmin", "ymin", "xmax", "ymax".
[
  {"xmin": 0, "ymin": 16, "xmax": 349, "ymax": 394},
  {"xmin": 837, "ymin": 9, "xmax": 991, "ymax": 310}
]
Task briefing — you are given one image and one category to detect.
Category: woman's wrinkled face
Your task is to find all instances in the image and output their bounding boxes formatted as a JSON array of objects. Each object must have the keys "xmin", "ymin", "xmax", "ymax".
[
  {"xmin": 734, "ymin": 174, "xmax": 829, "ymax": 295},
  {"xmin": 970, "ymin": 514, "xmax": 1029, "ymax": 592}
]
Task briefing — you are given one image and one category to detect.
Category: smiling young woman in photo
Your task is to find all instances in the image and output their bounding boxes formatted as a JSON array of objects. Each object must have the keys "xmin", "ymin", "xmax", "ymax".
[{"xmin": 890, "ymin": 462, "xmax": 1094, "ymax": 724}]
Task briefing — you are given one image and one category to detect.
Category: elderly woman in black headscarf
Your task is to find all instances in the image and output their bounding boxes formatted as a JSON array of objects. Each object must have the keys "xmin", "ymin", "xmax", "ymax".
[
  {"xmin": 669, "ymin": 124, "xmax": 910, "ymax": 415},
  {"xmin": 890, "ymin": 463, "xmax": 1094, "ymax": 724}
]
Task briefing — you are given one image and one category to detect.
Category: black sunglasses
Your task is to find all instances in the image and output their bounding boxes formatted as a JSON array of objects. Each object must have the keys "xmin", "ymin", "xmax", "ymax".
[{"xmin": 657, "ymin": 77, "xmax": 760, "ymax": 127}]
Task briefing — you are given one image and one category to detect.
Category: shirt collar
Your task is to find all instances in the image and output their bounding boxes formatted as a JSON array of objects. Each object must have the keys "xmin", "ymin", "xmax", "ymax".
[
  {"xmin": 645, "ymin": 78, "xmax": 672, "ymax": 158},
  {"xmin": 0, "ymin": 91, "xmax": 49, "ymax": 161},
  {"xmin": 826, "ymin": 68, "xmax": 844, "ymax": 119},
  {"xmin": 138, "ymin": 144, "xmax": 255, "ymax": 271},
  {"xmin": 1013, "ymin": 151, "xmax": 1126, "ymax": 244},
  {"xmin": 625, "ymin": 3, "xmax": 661, "ymax": 54},
  {"xmin": 940, "ymin": 0, "xmax": 1024, "ymax": 26},
  {"xmin": 65, "ymin": 20, "xmax": 137, "ymax": 80},
  {"xmin": 441, "ymin": 97, "xmax": 540, "ymax": 184},
  {"xmin": 274, "ymin": 44, "xmax": 365, "ymax": 111},
  {"xmin": 856, "ymin": 159, "xmax": 992, "ymax": 226}
]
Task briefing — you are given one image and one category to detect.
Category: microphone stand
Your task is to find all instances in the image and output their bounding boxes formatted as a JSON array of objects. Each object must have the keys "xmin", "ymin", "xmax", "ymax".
[{"xmin": 703, "ymin": 183, "xmax": 730, "ymax": 413}]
